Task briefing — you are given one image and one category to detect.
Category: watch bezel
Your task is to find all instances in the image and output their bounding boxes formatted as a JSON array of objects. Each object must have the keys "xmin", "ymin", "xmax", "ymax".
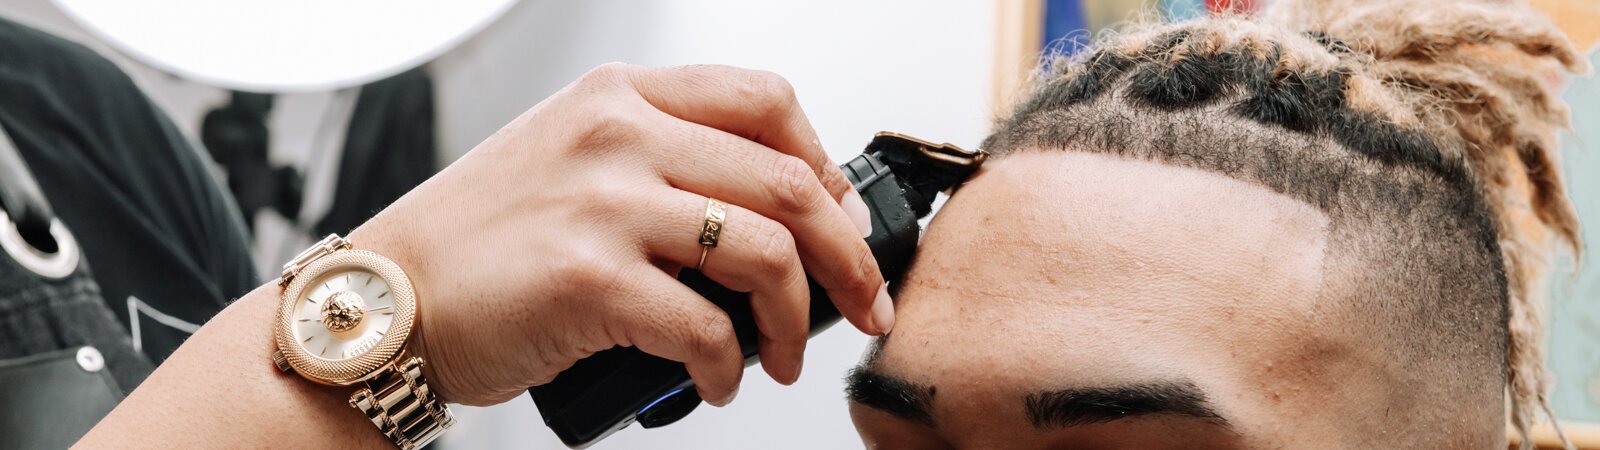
[{"xmin": 275, "ymin": 249, "xmax": 417, "ymax": 386}]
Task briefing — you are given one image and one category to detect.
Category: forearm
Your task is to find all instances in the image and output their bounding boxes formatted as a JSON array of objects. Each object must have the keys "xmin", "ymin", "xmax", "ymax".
[
  {"xmin": 78, "ymin": 283, "xmax": 389, "ymax": 449},
  {"xmin": 75, "ymin": 63, "xmax": 890, "ymax": 448}
]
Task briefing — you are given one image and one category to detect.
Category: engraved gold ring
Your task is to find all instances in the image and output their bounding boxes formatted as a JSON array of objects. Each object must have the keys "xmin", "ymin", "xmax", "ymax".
[{"xmin": 697, "ymin": 198, "xmax": 728, "ymax": 270}]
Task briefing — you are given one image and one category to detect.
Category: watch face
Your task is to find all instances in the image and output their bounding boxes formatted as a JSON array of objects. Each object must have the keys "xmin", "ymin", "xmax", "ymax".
[
  {"xmin": 275, "ymin": 250, "xmax": 416, "ymax": 385},
  {"xmin": 292, "ymin": 270, "xmax": 396, "ymax": 361}
]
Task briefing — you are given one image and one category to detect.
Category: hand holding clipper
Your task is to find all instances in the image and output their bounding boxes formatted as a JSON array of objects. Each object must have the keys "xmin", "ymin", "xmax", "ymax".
[{"xmin": 530, "ymin": 132, "xmax": 986, "ymax": 448}]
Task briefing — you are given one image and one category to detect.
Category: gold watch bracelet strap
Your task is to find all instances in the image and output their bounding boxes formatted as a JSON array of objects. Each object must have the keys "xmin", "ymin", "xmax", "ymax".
[
  {"xmin": 350, "ymin": 356, "xmax": 455, "ymax": 450},
  {"xmin": 280, "ymin": 234, "xmax": 352, "ymax": 289}
]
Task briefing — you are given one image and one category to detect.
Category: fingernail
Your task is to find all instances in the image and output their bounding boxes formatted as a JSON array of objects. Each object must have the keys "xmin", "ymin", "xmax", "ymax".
[
  {"xmin": 841, "ymin": 190, "xmax": 873, "ymax": 238},
  {"xmin": 870, "ymin": 283, "xmax": 895, "ymax": 335},
  {"xmin": 723, "ymin": 385, "xmax": 740, "ymax": 406},
  {"xmin": 788, "ymin": 358, "xmax": 804, "ymax": 385}
]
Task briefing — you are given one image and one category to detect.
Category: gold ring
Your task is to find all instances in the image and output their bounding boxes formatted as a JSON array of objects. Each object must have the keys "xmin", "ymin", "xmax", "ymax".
[{"xmin": 697, "ymin": 198, "xmax": 728, "ymax": 270}]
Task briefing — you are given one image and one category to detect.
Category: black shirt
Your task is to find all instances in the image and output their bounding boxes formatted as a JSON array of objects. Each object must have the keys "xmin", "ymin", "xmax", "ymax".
[{"xmin": 0, "ymin": 16, "xmax": 257, "ymax": 369}]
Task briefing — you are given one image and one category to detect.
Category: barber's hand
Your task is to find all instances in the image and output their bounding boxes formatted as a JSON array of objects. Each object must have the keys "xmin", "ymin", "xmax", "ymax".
[{"xmin": 348, "ymin": 63, "xmax": 891, "ymax": 407}]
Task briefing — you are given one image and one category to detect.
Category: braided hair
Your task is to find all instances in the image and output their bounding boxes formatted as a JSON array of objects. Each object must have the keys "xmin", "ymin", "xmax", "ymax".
[{"xmin": 984, "ymin": 0, "xmax": 1584, "ymax": 445}]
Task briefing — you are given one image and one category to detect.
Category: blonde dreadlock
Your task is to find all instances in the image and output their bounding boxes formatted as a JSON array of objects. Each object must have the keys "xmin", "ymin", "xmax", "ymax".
[{"xmin": 1264, "ymin": 1, "xmax": 1586, "ymax": 445}]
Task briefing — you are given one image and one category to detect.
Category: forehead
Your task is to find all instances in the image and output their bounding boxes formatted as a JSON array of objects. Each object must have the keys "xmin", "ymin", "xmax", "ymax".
[
  {"xmin": 895, "ymin": 149, "xmax": 1331, "ymax": 322},
  {"xmin": 872, "ymin": 150, "xmax": 1350, "ymax": 435}
]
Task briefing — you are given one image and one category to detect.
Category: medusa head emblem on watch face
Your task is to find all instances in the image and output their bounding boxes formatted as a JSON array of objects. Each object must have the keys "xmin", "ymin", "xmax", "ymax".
[{"xmin": 292, "ymin": 271, "xmax": 397, "ymax": 361}]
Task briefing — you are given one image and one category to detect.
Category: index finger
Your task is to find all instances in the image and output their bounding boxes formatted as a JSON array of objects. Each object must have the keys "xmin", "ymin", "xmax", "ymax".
[
  {"xmin": 616, "ymin": 64, "xmax": 894, "ymax": 335},
  {"xmin": 624, "ymin": 64, "xmax": 854, "ymax": 200}
]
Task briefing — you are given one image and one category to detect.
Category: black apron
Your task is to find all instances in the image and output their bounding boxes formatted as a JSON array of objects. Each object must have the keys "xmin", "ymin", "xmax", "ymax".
[
  {"xmin": 0, "ymin": 16, "xmax": 258, "ymax": 366},
  {"xmin": 0, "ymin": 119, "xmax": 150, "ymax": 448}
]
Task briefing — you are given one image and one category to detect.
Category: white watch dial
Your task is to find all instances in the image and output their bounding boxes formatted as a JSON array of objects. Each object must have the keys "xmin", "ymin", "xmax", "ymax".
[{"xmin": 291, "ymin": 270, "xmax": 397, "ymax": 361}]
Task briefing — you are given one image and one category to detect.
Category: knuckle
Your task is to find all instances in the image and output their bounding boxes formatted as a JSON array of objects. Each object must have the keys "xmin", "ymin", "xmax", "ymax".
[
  {"xmin": 767, "ymin": 156, "xmax": 824, "ymax": 216},
  {"xmin": 838, "ymin": 245, "xmax": 882, "ymax": 300},
  {"xmin": 554, "ymin": 244, "xmax": 621, "ymax": 291},
  {"xmin": 748, "ymin": 222, "xmax": 799, "ymax": 275},
  {"xmin": 740, "ymin": 70, "xmax": 798, "ymax": 119},
  {"xmin": 573, "ymin": 106, "xmax": 644, "ymax": 153},
  {"xmin": 746, "ymin": 70, "xmax": 797, "ymax": 104},
  {"xmin": 580, "ymin": 62, "xmax": 636, "ymax": 86},
  {"xmin": 564, "ymin": 63, "xmax": 635, "ymax": 100},
  {"xmin": 529, "ymin": 371, "xmax": 559, "ymax": 387},
  {"xmin": 574, "ymin": 178, "xmax": 634, "ymax": 220},
  {"xmin": 817, "ymin": 167, "xmax": 853, "ymax": 199},
  {"xmin": 690, "ymin": 314, "xmax": 737, "ymax": 358}
]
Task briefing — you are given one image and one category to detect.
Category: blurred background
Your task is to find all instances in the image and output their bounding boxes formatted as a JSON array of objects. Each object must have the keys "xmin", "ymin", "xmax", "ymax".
[{"xmin": 0, "ymin": 0, "xmax": 1594, "ymax": 448}]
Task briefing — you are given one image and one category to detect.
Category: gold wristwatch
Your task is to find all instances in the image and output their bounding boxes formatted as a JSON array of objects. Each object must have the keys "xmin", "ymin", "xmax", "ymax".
[{"xmin": 271, "ymin": 234, "xmax": 455, "ymax": 449}]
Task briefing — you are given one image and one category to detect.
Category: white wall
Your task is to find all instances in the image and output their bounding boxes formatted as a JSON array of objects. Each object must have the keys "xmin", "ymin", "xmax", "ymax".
[
  {"xmin": 430, "ymin": 0, "xmax": 997, "ymax": 164},
  {"xmin": 1, "ymin": 0, "xmax": 995, "ymax": 448}
]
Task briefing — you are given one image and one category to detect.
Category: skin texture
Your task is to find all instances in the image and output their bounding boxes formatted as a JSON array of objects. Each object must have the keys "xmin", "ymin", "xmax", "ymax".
[
  {"xmin": 79, "ymin": 64, "xmax": 890, "ymax": 447},
  {"xmin": 846, "ymin": 150, "xmax": 1481, "ymax": 449}
]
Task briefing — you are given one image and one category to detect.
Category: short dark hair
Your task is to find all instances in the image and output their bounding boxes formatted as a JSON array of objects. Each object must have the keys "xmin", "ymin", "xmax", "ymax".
[{"xmin": 977, "ymin": 0, "xmax": 1584, "ymax": 442}]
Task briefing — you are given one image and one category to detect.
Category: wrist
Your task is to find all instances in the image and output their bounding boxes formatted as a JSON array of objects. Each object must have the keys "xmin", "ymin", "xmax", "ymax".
[{"xmin": 344, "ymin": 218, "xmax": 463, "ymax": 403}]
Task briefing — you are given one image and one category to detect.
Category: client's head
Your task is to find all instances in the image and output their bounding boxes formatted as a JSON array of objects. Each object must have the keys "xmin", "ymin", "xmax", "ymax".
[{"xmin": 846, "ymin": 0, "xmax": 1587, "ymax": 448}]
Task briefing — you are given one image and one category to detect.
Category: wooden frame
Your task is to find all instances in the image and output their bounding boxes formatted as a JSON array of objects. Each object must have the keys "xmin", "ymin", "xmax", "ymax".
[{"xmin": 990, "ymin": 0, "xmax": 1043, "ymax": 118}]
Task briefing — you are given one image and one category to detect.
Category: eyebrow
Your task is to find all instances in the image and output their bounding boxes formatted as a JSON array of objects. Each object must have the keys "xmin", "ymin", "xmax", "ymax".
[
  {"xmin": 1025, "ymin": 380, "xmax": 1228, "ymax": 428},
  {"xmin": 845, "ymin": 367, "xmax": 1228, "ymax": 430},
  {"xmin": 844, "ymin": 367, "xmax": 937, "ymax": 427}
]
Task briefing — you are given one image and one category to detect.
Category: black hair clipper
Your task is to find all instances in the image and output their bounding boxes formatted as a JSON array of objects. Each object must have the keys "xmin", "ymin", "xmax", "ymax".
[{"xmin": 529, "ymin": 132, "xmax": 986, "ymax": 448}]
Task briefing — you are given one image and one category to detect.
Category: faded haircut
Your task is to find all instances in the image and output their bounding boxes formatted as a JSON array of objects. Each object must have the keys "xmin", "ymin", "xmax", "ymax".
[{"xmin": 981, "ymin": 0, "xmax": 1585, "ymax": 445}]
